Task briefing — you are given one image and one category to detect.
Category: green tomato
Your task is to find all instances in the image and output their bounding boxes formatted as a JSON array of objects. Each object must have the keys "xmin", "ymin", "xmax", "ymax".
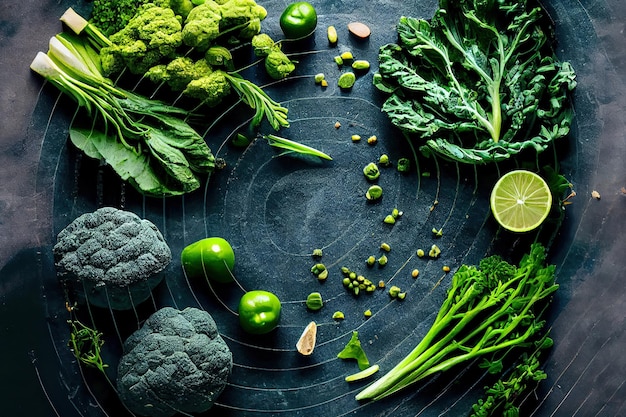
[
  {"xmin": 238, "ymin": 290, "xmax": 282, "ymax": 334},
  {"xmin": 181, "ymin": 237, "xmax": 235, "ymax": 283},
  {"xmin": 279, "ymin": 1, "xmax": 318, "ymax": 39}
]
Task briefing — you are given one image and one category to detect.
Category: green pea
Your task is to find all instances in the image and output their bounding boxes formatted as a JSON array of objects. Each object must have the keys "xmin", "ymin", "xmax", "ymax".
[
  {"xmin": 314, "ymin": 73, "xmax": 325, "ymax": 84},
  {"xmin": 378, "ymin": 254, "xmax": 388, "ymax": 266},
  {"xmin": 332, "ymin": 311, "xmax": 345, "ymax": 320},
  {"xmin": 351, "ymin": 59, "xmax": 370, "ymax": 71},
  {"xmin": 388, "ymin": 285, "xmax": 401, "ymax": 298},
  {"xmin": 383, "ymin": 214, "xmax": 396, "ymax": 224},
  {"xmin": 363, "ymin": 162, "xmax": 380, "ymax": 181},
  {"xmin": 338, "ymin": 72, "xmax": 356, "ymax": 89},
  {"xmin": 366, "ymin": 185, "xmax": 383, "ymax": 201},
  {"xmin": 306, "ymin": 292, "xmax": 324, "ymax": 311},
  {"xmin": 397, "ymin": 158, "xmax": 411, "ymax": 173}
]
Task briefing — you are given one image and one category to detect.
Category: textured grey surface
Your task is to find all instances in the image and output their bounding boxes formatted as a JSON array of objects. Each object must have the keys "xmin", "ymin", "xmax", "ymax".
[{"xmin": 1, "ymin": 0, "xmax": 626, "ymax": 416}]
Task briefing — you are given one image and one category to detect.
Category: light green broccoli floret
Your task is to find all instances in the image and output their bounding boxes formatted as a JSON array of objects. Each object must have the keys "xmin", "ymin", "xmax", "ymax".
[
  {"xmin": 219, "ymin": 0, "xmax": 267, "ymax": 40},
  {"xmin": 146, "ymin": 57, "xmax": 214, "ymax": 91},
  {"xmin": 183, "ymin": 70, "xmax": 231, "ymax": 105},
  {"xmin": 181, "ymin": 1, "xmax": 223, "ymax": 51},
  {"xmin": 265, "ymin": 47, "xmax": 296, "ymax": 80},
  {"xmin": 100, "ymin": 5, "xmax": 183, "ymax": 75},
  {"xmin": 251, "ymin": 33, "xmax": 275, "ymax": 57},
  {"xmin": 205, "ymin": 45, "xmax": 234, "ymax": 69},
  {"xmin": 181, "ymin": 0, "xmax": 266, "ymax": 51},
  {"xmin": 168, "ymin": 0, "xmax": 195, "ymax": 18}
]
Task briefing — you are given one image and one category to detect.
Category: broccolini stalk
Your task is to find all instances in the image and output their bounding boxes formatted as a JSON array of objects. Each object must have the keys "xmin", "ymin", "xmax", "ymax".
[
  {"xmin": 355, "ymin": 243, "xmax": 558, "ymax": 402},
  {"xmin": 223, "ymin": 72, "xmax": 289, "ymax": 130}
]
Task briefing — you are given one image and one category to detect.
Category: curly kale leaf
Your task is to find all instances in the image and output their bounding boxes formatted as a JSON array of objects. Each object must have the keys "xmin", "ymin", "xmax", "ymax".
[{"xmin": 374, "ymin": 0, "xmax": 577, "ymax": 164}]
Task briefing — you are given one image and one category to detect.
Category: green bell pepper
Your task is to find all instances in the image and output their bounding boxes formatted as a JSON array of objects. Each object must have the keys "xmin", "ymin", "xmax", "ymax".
[
  {"xmin": 180, "ymin": 237, "xmax": 235, "ymax": 283},
  {"xmin": 238, "ymin": 290, "xmax": 282, "ymax": 334}
]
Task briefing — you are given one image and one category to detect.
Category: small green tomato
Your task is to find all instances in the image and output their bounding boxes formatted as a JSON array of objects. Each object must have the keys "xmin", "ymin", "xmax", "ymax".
[
  {"xmin": 181, "ymin": 237, "xmax": 235, "ymax": 283},
  {"xmin": 279, "ymin": 1, "xmax": 318, "ymax": 39},
  {"xmin": 238, "ymin": 290, "xmax": 282, "ymax": 334}
]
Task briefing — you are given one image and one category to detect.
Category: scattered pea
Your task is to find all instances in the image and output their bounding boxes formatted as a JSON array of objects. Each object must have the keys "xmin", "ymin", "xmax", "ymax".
[
  {"xmin": 332, "ymin": 311, "xmax": 345, "ymax": 320},
  {"xmin": 340, "ymin": 51, "xmax": 354, "ymax": 61},
  {"xmin": 416, "ymin": 248, "xmax": 425, "ymax": 257},
  {"xmin": 379, "ymin": 154, "xmax": 390, "ymax": 166},
  {"xmin": 397, "ymin": 292, "xmax": 407, "ymax": 300},
  {"xmin": 366, "ymin": 185, "xmax": 383, "ymax": 201},
  {"xmin": 338, "ymin": 72, "xmax": 357, "ymax": 89},
  {"xmin": 363, "ymin": 162, "xmax": 380, "ymax": 181},
  {"xmin": 306, "ymin": 292, "xmax": 324, "ymax": 311},
  {"xmin": 432, "ymin": 227, "xmax": 443, "ymax": 237},
  {"xmin": 364, "ymin": 309, "xmax": 372, "ymax": 318},
  {"xmin": 317, "ymin": 269, "xmax": 328, "ymax": 281},
  {"xmin": 397, "ymin": 157, "xmax": 411, "ymax": 173},
  {"xmin": 429, "ymin": 244, "xmax": 441, "ymax": 258},
  {"xmin": 314, "ymin": 73, "xmax": 325, "ymax": 84},
  {"xmin": 342, "ymin": 277, "xmax": 351, "ymax": 286},
  {"xmin": 380, "ymin": 242, "xmax": 391, "ymax": 252},
  {"xmin": 388, "ymin": 285, "xmax": 401, "ymax": 298},
  {"xmin": 442, "ymin": 265, "xmax": 451, "ymax": 273},
  {"xmin": 377, "ymin": 254, "xmax": 388, "ymax": 266},
  {"xmin": 366, "ymin": 135, "xmax": 377, "ymax": 145},
  {"xmin": 334, "ymin": 55, "xmax": 344, "ymax": 66},
  {"xmin": 378, "ymin": 280, "xmax": 385, "ymax": 288},
  {"xmin": 366, "ymin": 255, "xmax": 376, "ymax": 267},
  {"xmin": 351, "ymin": 134, "xmax": 362, "ymax": 142},
  {"xmin": 383, "ymin": 214, "xmax": 396, "ymax": 224},
  {"xmin": 392, "ymin": 208, "xmax": 402, "ymax": 218},
  {"xmin": 412, "ymin": 269, "xmax": 419, "ymax": 278},
  {"xmin": 352, "ymin": 59, "xmax": 371, "ymax": 71},
  {"xmin": 327, "ymin": 25, "xmax": 338, "ymax": 44},
  {"xmin": 311, "ymin": 263, "xmax": 326, "ymax": 275},
  {"xmin": 312, "ymin": 248, "xmax": 323, "ymax": 258},
  {"xmin": 341, "ymin": 266, "xmax": 351, "ymax": 275},
  {"xmin": 320, "ymin": 79, "xmax": 328, "ymax": 87}
]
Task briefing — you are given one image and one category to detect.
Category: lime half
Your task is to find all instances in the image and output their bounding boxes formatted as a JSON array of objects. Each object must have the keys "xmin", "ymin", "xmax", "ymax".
[{"xmin": 490, "ymin": 170, "xmax": 552, "ymax": 233}]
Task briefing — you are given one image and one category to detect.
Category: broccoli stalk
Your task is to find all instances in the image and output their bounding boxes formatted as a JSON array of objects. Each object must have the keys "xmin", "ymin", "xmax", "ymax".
[{"xmin": 355, "ymin": 243, "xmax": 559, "ymax": 401}]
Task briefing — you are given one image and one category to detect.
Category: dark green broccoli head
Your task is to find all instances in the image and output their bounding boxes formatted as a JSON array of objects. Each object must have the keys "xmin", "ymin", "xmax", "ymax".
[
  {"xmin": 117, "ymin": 307, "xmax": 232, "ymax": 417},
  {"xmin": 53, "ymin": 207, "xmax": 171, "ymax": 310}
]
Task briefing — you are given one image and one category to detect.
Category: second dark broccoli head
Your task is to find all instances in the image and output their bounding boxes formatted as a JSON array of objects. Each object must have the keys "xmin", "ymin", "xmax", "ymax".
[{"xmin": 117, "ymin": 306, "xmax": 232, "ymax": 417}]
